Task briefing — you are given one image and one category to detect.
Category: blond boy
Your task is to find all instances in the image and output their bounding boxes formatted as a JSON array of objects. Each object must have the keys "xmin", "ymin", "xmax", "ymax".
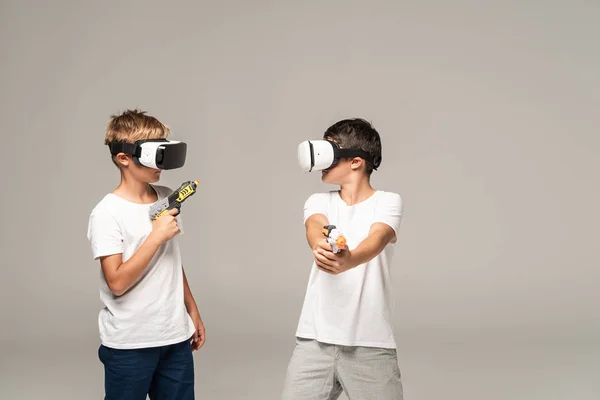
[{"xmin": 87, "ymin": 109, "xmax": 204, "ymax": 400}]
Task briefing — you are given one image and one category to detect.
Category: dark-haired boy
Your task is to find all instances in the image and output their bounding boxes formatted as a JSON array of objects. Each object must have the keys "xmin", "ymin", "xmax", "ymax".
[{"xmin": 282, "ymin": 118, "xmax": 404, "ymax": 400}]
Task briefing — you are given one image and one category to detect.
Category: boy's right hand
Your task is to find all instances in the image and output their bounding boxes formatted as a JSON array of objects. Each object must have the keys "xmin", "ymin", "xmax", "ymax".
[
  {"xmin": 313, "ymin": 238, "xmax": 332, "ymax": 253},
  {"xmin": 150, "ymin": 208, "xmax": 181, "ymax": 244}
]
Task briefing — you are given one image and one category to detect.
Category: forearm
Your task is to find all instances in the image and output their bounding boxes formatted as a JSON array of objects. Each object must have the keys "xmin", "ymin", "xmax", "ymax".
[
  {"xmin": 182, "ymin": 267, "xmax": 198, "ymax": 314},
  {"xmin": 110, "ymin": 234, "xmax": 162, "ymax": 295},
  {"xmin": 306, "ymin": 214, "xmax": 329, "ymax": 250},
  {"xmin": 349, "ymin": 225, "xmax": 396, "ymax": 268}
]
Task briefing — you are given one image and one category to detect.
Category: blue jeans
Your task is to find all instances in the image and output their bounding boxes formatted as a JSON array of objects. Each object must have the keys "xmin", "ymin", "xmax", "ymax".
[{"xmin": 98, "ymin": 339, "xmax": 195, "ymax": 400}]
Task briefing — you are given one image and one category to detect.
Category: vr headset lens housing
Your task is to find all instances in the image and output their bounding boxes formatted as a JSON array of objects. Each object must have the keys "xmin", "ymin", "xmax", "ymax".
[
  {"xmin": 298, "ymin": 140, "xmax": 336, "ymax": 172},
  {"xmin": 297, "ymin": 139, "xmax": 380, "ymax": 172},
  {"xmin": 109, "ymin": 139, "xmax": 187, "ymax": 170},
  {"xmin": 141, "ymin": 140, "xmax": 187, "ymax": 169}
]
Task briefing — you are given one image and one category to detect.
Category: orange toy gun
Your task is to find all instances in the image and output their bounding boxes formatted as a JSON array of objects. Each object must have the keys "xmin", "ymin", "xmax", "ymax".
[{"xmin": 322, "ymin": 225, "xmax": 347, "ymax": 254}]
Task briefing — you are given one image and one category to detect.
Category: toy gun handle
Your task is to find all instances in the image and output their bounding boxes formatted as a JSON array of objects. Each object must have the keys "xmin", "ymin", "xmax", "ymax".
[{"xmin": 170, "ymin": 202, "xmax": 182, "ymax": 214}]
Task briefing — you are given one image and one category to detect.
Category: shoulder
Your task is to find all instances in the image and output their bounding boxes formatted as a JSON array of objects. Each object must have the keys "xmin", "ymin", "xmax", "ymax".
[
  {"xmin": 375, "ymin": 190, "xmax": 403, "ymax": 207},
  {"xmin": 304, "ymin": 191, "xmax": 336, "ymax": 205},
  {"xmin": 89, "ymin": 194, "xmax": 119, "ymax": 219},
  {"xmin": 88, "ymin": 195, "xmax": 121, "ymax": 232},
  {"xmin": 151, "ymin": 184, "xmax": 173, "ymax": 198},
  {"xmin": 377, "ymin": 190, "xmax": 402, "ymax": 202}
]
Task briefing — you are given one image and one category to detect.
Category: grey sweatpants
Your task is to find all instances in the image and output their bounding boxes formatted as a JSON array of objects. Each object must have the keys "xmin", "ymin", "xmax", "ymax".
[{"xmin": 281, "ymin": 337, "xmax": 403, "ymax": 400}]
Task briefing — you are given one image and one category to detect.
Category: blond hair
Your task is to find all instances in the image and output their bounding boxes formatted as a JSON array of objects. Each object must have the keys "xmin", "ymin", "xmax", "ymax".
[{"xmin": 105, "ymin": 109, "xmax": 170, "ymax": 145}]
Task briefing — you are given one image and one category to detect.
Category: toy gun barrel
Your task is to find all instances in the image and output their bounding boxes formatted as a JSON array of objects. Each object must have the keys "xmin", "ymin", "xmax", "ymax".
[
  {"xmin": 149, "ymin": 180, "xmax": 199, "ymax": 220},
  {"xmin": 322, "ymin": 225, "xmax": 347, "ymax": 253}
]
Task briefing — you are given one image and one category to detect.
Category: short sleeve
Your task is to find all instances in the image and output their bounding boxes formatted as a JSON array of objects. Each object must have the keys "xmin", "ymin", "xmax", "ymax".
[
  {"xmin": 303, "ymin": 192, "xmax": 330, "ymax": 224},
  {"xmin": 87, "ymin": 208, "xmax": 124, "ymax": 260},
  {"xmin": 373, "ymin": 192, "xmax": 403, "ymax": 239}
]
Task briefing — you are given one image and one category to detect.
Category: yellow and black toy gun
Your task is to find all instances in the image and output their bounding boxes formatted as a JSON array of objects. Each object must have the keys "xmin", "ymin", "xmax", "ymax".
[
  {"xmin": 149, "ymin": 180, "xmax": 199, "ymax": 220},
  {"xmin": 322, "ymin": 225, "xmax": 347, "ymax": 254}
]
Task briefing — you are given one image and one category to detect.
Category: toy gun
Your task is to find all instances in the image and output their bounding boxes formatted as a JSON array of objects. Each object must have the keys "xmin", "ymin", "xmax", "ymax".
[
  {"xmin": 149, "ymin": 180, "xmax": 199, "ymax": 220},
  {"xmin": 322, "ymin": 225, "xmax": 347, "ymax": 253}
]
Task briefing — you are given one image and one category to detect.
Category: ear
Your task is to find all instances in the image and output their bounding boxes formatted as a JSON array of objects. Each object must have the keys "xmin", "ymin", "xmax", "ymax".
[
  {"xmin": 350, "ymin": 157, "xmax": 364, "ymax": 171},
  {"xmin": 115, "ymin": 153, "xmax": 131, "ymax": 168}
]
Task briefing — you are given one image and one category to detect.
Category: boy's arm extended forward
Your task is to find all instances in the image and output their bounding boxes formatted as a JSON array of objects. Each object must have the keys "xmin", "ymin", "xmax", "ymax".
[
  {"xmin": 305, "ymin": 213, "xmax": 330, "ymax": 251},
  {"xmin": 100, "ymin": 208, "xmax": 180, "ymax": 296},
  {"xmin": 313, "ymin": 193, "xmax": 402, "ymax": 275},
  {"xmin": 313, "ymin": 222, "xmax": 395, "ymax": 275},
  {"xmin": 344, "ymin": 222, "xmax": 396, "ymax": 266}
]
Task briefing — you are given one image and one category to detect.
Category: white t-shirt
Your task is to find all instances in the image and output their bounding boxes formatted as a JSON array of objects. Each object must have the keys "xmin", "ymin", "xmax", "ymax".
[
  {"xmin": 295, "ymin": 190, "xmax": 403, "ymax": 349},
  {"xmin": 86, "ymin": 184, "xmax": 195, "ymax": 350}
]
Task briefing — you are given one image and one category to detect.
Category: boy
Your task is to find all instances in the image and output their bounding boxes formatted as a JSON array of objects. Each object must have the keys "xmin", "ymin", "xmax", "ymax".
[
  {"xmin": 86, "ymin": 109, "xmax": 204, "ymax": 400},
  {"xmin": 282, "ymin": 118, "xmax": 404, "ymax": 399}
]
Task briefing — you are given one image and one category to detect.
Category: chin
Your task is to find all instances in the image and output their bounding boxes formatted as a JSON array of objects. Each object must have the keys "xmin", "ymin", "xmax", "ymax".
[
  {"xmin": 148, "ymin": 175, "xmax": 161, "ymax": 183},
  {"xmin": 321, "ymin": 174, "xmax": 336, "ymax": 185}
]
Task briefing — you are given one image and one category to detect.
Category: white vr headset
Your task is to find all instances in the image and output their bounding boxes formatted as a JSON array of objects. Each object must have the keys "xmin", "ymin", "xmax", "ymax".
[
  {"xmin": 108, "ymin": 139, "xmax": 187, "ymax": 170},
  {"xmin": 297, "ymin": 140, "xmax": 380, "ymax": 172}
]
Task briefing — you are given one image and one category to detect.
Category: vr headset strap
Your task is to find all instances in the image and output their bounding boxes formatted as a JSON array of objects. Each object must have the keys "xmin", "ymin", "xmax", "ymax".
[
  {"xmin": 108, "ymin": 142, "xmax": 141, "ymax": 157},
  {"xmin": 336, "ymin": 148, "xmax": 380, "ymax": 170}
]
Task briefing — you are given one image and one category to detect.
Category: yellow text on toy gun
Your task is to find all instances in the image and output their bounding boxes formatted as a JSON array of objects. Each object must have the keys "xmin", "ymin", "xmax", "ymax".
[
  {"xmin": 149, "ymin": 180, "xmax": 199, "ymax": 220},
  {"xmin": 322, "ymin": 225, "xmax": 347, "ymax": 254}
]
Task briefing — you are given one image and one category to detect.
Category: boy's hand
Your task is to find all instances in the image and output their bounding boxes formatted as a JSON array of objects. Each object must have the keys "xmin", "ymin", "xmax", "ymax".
[
  {"xmin": 312, "ymin": 237, "xmax": 331, "ymax": 253},
  {"xmin": 150, "ymin": 208, "xmax": 180, "ymax": 244},
  {"xmin": 313, "ymin": 239, "xmax": 355, "ymax": 275},
  {"xmin": 189, "ymin": 309, "xmax": 205, "ymax": 351}
]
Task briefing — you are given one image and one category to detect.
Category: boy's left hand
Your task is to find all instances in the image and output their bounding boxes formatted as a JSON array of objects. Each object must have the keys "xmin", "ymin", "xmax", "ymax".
[
  {"xmin": 189, "ymin": 310, "xmax": 205, "ymax": 351},
  {"xmin": 314, "ymin": 241, "xmax": 355, "ymax": 275}
]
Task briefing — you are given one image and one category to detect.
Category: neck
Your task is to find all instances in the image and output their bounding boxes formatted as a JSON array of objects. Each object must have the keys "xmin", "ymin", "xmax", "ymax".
[
  {"xmin": 113, "ymin": 172, "xmax": 156, "ymax": 204},
  {"xmin": 338, "ymin": 175, "xmax": 375, "ymax": 206}
]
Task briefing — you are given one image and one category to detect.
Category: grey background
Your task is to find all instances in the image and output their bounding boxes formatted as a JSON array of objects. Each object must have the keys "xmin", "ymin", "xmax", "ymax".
[{"xmin": 1, "ymin": 0, "xmax": 599, "ymax": 399}]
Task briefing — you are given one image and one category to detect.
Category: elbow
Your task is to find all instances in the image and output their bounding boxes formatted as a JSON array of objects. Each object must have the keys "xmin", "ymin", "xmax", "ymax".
[
  {"xmin": 100, "ymin": 259, "xmax": 130, "ymax": 297},
  {"xmin": 106, "ymin": 279, "xmax": 128, "ymax": 297}
]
